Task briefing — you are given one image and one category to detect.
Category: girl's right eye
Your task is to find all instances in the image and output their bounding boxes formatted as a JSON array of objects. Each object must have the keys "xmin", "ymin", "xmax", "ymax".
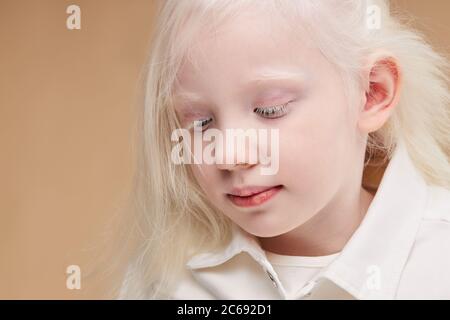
[{"xmin": 189, "ymin": 118, "xmax": 213, "ymax": 131}]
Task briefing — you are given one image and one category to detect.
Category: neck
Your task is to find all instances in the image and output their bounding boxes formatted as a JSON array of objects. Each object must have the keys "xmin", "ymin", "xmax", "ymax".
[{"xmin": 258, "ymin": 186, "xmax": 375, "ymax": 257}]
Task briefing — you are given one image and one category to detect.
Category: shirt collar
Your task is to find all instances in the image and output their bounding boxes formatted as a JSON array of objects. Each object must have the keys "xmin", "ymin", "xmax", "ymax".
[{"xmin": 186, "ymin": 139, "xmax": 429, "ymax": 299}]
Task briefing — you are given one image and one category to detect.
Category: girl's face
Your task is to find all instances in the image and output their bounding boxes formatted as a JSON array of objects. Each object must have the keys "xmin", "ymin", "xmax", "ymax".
[{"xmin": 174, "ymin": 11, "xmax": 366, "ymax": 237}]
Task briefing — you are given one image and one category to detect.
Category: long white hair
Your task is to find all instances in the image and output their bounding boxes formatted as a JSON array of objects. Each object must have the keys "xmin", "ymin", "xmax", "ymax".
[{"xmin": 116, "ymin": 0, "xmax": 450, "ymax": 299}]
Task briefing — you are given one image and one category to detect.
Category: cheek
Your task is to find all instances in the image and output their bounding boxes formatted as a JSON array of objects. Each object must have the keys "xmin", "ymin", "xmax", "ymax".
[
  {"xmin": 277, "ymin": 93, "xmax": 353, "ymax": 194},
  {"xmin": 191, "ymin": 164, "xmax": 220, "ymax": 196}
]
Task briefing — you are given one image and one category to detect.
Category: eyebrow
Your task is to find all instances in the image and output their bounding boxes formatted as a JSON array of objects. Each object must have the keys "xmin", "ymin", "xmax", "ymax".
[
  {"xmin": 173, "ymin": 68, "xmax": 308, "ymax": 106},
  {"xmin": 245, "ymin": 68, "xmax": 309, "ymax": 86},
  {"xmin": 173, "ymin": 91, "xmax": 206, "ymax": 106}
]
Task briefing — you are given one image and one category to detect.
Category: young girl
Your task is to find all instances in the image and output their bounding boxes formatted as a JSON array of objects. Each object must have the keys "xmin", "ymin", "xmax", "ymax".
[{"xmin": 117, "ymin": 0, "xmax": 450, "ymax": 299}]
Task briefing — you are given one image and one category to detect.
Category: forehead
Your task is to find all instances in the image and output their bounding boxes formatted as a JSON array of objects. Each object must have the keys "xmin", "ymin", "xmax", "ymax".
[{"xmin": 173, "ymin": 8, "xmax": 315, "ymax": 100}]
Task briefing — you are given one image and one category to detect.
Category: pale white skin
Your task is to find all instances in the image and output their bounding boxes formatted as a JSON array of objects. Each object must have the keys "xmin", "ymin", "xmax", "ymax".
[{"xmin": 174, "ymin": 10, "xmax": 401, "ymax": 256}]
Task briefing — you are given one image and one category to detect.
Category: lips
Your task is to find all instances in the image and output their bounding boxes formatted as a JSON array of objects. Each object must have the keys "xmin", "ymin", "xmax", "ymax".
[{"xmin": 226, "ymin": 185, "xmax": 283, "ymax": 207}]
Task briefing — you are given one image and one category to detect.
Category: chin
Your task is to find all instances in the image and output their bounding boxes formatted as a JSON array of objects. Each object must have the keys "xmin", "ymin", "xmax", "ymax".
[{"xmin": 241, "ymin": 223, "xmax": 289, "ymax": 238}]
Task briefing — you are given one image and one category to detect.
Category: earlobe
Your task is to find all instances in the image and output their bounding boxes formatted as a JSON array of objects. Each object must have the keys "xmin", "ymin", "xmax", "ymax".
[{"xmin": 358, "ymin": 55, "xmax": 402, "ymax": 134}]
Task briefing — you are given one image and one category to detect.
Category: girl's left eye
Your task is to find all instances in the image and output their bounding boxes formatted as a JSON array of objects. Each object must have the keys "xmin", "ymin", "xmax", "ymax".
[
  {"xmin": 188, "ymin": 117, "xmax": 213, "ymax": 131},
  {"xmin": 253, "ymin": 101, "xmax": 291, "ymax": 119}
]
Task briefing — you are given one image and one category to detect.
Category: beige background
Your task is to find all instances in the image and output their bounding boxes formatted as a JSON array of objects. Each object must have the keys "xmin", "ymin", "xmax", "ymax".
[{"xmin": 0, "ymin": 0, "xmax": 449, "ymax": 299}]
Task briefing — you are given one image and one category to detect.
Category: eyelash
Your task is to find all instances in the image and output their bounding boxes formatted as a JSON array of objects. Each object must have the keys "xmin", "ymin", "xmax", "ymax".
[
  {"xmin": 191, "ymin": 118, "xmax": 213, "ymax": 130},
  {"xmin": 190, "ymin": 101, "xmax": 291, "ymax": 130},
  {"xmin": 253, "ymin": 102, "xmax": 290, "ymax": 119}
]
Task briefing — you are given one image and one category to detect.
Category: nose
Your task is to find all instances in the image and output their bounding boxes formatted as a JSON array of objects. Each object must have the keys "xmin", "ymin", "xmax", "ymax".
[
  {"xmin": 213, "ymin": 118, "xmax": 260, "ymax": 172},
  {"xmin": 214, "ymin": 133, "xmax": 258, "ymax": 172}
]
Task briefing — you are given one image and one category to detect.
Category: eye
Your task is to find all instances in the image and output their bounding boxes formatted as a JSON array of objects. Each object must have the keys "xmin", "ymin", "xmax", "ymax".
[
  {"xmin": 253, "ymin": 101, "xmax": 291, "ymax": 119},
  {"xmin": 189, "ymin": 117, "xmax": 213, "ymax": 131}
]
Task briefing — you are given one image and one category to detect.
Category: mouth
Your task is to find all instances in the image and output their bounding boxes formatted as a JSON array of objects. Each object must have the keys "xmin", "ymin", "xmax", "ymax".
[{"xmin": 226, "ymin": 185, "xmax": 283, "ymax": 207}]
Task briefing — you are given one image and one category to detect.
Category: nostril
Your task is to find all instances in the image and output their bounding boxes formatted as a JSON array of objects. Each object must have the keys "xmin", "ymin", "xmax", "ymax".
[{"xmin": 217, "ymin": 162, "xmax": 254, "ymax": 171}]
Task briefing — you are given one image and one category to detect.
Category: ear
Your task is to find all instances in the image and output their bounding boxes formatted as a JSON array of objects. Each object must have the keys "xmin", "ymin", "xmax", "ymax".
[{"xmin": 358, "ymin": 55, "xmax": 402, "ymax": 133}]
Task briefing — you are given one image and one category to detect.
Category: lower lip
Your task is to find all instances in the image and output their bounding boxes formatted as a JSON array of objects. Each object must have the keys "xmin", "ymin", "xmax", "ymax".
[{"xmin": 227, "ymin": 186, "xmax": 283, "ymax": 207}]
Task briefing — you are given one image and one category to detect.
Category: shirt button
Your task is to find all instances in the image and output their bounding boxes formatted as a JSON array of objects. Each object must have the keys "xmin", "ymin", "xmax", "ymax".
[
  {"xmin": 266, "ymin": 270, "xmax": 278, "ymax": 288},
  {"xmin": 298, "ymin": 280, "xmax": 317, "ymax": 298}
]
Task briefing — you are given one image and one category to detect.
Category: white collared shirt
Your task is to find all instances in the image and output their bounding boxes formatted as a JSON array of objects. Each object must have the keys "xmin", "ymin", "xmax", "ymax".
[
  {"xmin": 120, "ymin": 141, "xmax": 450, "ymax": 299},
  {"xmin": 170, "ymin": 141, "xmax": 450, "ymax": 300}
]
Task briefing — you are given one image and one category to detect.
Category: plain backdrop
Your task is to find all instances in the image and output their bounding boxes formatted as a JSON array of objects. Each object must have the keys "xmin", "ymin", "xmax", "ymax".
[{"xmin": 0, "ymin": 0, "xmax": 449, "ymax": 299}]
